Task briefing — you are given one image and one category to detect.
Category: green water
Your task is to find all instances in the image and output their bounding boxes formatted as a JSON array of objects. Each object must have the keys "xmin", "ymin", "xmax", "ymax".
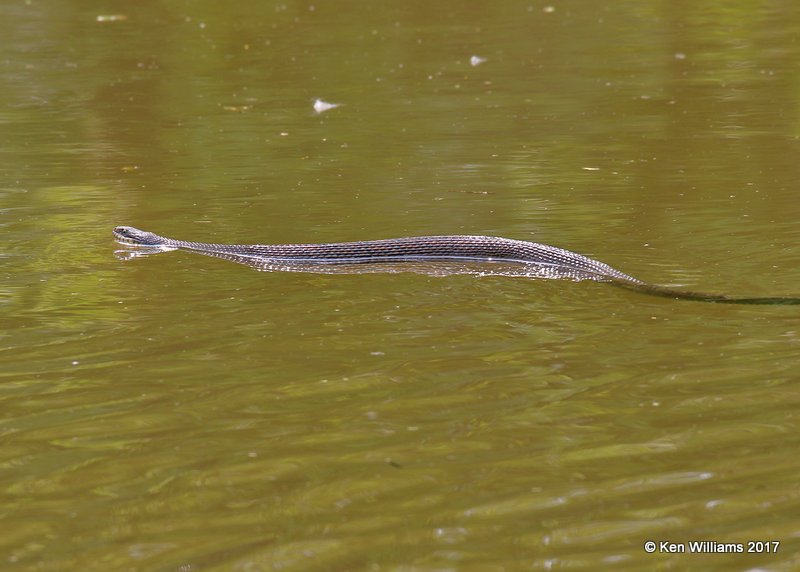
[{"xmin": 4, "ymin": 1, "xmax": 800, "ymax": 570}]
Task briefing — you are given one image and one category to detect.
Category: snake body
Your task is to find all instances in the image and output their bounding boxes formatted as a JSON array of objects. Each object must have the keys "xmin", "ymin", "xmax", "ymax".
[{"xmin": 113, "ymin": 226, "xmax": 800, "ymax": 305}]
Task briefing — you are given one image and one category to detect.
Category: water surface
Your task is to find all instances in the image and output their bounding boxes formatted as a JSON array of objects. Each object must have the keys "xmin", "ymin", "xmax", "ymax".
[{"xmin": 3, "ymin": 1, "xmax": 800, "ymax": 570}]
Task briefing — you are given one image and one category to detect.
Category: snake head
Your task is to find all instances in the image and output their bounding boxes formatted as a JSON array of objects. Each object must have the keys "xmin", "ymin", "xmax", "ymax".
[{"xmin": 113, "ymin": 226, "xmax": 166, "ymax": 246}]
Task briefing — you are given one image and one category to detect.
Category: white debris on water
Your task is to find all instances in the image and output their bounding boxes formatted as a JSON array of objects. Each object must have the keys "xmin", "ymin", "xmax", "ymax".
[
  {"xmin": 313, "ymin": 99, "xmax": 340, "ymax": 113},
  {"xmin": 469, "ymin": 55, "xmax": 487, "ymax": 67},
  {"xmin": 96, "ymin": 14, "xmax": 128, "ymax": 22}
]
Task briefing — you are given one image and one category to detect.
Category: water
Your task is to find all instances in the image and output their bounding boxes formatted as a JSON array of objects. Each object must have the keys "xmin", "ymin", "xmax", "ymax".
[{"xmin": 4, "ymin": 1, "xmax": 800, "ymax": 570}]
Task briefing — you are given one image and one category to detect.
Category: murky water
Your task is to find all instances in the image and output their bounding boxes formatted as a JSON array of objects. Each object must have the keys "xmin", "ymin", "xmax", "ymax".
[{"xmin": 4, "ymin": 1, "xmax": 800, "ymax": 570}]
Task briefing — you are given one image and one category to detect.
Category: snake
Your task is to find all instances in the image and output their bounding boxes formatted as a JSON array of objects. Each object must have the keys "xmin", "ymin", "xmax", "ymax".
[{"xmin": 113, "ymin": 225, "xmax": 800, "ymax": 305}]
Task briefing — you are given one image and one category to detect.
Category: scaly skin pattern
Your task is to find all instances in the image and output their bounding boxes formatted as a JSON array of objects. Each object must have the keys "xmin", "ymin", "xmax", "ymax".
[{"xmin": 112, "ymin": 226, "xmax": 800, "ymax": 305}]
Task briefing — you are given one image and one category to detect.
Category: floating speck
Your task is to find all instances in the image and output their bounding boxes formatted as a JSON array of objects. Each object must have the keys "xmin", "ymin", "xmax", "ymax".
[
  {"xmin": 96, "ymin": 14, "xmax": 127, "ymax": 22},
  {"xmin": 313, "ymin": 99, "xmax": 340, "ymax": 113},
  {"xmin": 469, "ymin": 55, "xmax": 487, "ymax": 67}
]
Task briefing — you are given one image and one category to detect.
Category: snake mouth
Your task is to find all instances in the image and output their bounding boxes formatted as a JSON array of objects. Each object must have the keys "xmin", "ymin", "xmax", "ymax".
[{"xmin": 113, "ymin": 228, "xmax": 139, "ymax": 245}]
